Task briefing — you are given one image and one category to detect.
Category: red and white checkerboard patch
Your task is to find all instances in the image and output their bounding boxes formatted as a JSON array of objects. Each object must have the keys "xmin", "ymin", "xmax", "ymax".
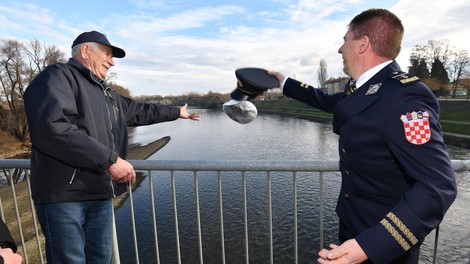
[{"xmin": 400, "ymin": 111, "xmax": 431, "ymax": 145}]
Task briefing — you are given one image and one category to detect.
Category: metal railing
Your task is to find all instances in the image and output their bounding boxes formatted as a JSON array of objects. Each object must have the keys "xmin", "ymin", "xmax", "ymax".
[{"xmin": 1, "ymin": 159, "xmax": 469, "ymax": 264}]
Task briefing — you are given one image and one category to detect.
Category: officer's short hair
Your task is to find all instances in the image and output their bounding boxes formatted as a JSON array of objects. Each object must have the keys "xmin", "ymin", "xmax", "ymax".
[{"xmin": 348, "ymin": 8, "xmax": 404, "ymax": 59}]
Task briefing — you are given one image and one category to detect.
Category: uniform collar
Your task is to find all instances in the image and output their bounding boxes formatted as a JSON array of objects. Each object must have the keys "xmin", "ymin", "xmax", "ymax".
[{"xmin": 355, "ymin": 60, "xmax": 393, "ymax": 89}]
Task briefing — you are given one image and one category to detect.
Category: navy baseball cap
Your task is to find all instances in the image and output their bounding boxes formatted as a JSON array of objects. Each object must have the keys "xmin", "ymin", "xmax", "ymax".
[{"xmin": 72, "ymin": 30, "xmax": 126, "ymax": 58}]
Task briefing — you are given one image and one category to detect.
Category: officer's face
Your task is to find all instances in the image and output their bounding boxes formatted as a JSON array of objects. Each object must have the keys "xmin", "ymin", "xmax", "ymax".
[
  {"xmin": 84, "ymin": 43, "xmax": 115, "ymax": 80},
  {"xmin": 338, "ymin": 29, "xmax": 361, "ymax": 78}
]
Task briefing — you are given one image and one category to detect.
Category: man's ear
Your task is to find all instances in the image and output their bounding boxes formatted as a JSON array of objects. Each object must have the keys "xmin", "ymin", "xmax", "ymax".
[
  {"xmin": 359, "ymin": 36, "xmax": 370, "ymax": 54},
  {"xmin": 80, "ymin": 44, "xmax": 90, "ymax": 59}
]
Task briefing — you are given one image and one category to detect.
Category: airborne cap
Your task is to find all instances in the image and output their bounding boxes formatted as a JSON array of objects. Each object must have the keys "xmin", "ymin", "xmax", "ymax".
[
  {"xmin": 72, "ymin": 30, "xmax": 126, "ymax": 58},
  {"xmin": 231, "ymin": 68, "xmax": 279, "ymax": 101}
]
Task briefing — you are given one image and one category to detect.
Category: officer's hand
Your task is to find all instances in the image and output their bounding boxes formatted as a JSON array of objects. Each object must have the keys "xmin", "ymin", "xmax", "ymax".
[
  {"xmin": 317, "ymin": 239, "xmax": 367, "ymax": 264},
  {"xmin": 109, "ymin": 157, "xmax": 136, "ymax": 184},
  {"xmin": 267, "ymin": 71, "xmax": 286, "ymax": 88}
]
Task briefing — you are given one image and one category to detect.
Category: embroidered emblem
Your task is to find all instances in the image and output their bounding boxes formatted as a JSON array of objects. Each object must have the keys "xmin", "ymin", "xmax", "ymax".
[
  {"xmin": 300, "ymin": 83, "xmax": 310, "ymax": 89},
  {"xmin": 237, "ymin": 78, "xmax": 243, "ymax": 88},
  {"xmin": 400, "ymin": 111, "xmax": 431, "ymax": 145},
  {"xmin": 366, "ymin": 83, "xmax": 382, "ymax": 95}
]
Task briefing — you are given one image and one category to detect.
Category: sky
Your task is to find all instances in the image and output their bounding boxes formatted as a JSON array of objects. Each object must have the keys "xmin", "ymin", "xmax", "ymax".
[{"xmin": 1, "ymin": 0, "xmax": 469, "ymax": 97}]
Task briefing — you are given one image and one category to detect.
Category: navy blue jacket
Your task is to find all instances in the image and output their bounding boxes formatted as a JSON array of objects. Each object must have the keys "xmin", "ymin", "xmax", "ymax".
[
  {"xmin": 24, "ymin": 58, "xmax": 181, "ymax": 203},
  {"xmin": 283, "ymin": 61, "xmax": 457, "ymax": 263}
]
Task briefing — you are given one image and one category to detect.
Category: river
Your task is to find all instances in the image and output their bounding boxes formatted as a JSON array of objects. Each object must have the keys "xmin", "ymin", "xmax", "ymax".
[{"xmin": 115, "ymin": 109, "xmax": 470, "ymax": 264}]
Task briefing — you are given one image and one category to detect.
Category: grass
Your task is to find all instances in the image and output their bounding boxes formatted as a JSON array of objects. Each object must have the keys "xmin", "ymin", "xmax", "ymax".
[{"xmin": 439, "ymin": 101, "xmax": 470, "ymax": 123}]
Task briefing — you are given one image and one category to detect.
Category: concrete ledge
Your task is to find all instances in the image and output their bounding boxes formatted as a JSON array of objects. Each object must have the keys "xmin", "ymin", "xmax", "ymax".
[{"xmin": 443, "ymin": 133, "xmax": 470, "ymax": 148}]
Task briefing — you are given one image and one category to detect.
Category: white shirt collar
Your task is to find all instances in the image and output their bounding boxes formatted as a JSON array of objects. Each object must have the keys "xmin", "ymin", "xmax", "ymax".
[{"xmin": 355, "ymin": 60, "xmax": 393, "ymax": 88}]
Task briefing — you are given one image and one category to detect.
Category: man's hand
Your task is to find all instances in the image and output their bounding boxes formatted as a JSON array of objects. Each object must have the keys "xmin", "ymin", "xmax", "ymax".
[
  {"xmin": 180, "ymin": 103, "xmax": 200, "ymax": 121},
  {"xmin": 317, "ymin": 239, "xmax": 368, "ymax": 264},
  {"xmin": 267, "ymin": 71, "xmax": 286, "ymax": 88},
  {"xmin": 108, "ymin": 157, "xmax": 136, "ymax": 184},
  {"xmin": 0, "ymin": 247, "xmax": 23, "ymax": 264}
]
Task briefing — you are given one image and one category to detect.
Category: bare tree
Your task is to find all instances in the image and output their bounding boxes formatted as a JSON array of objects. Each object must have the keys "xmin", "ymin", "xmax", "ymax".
[
  {"xmin": 108, "ymin": 81, "xmax": 132, "ymax": 98},
  {"xmin": 317, "ymin": 59, "xmax": 328, "ymax": 89},
  {"xmin": 0, "ymin": 39, "xmax": 28, "ymax": 141},
  {"xmin": 0, "ymin": 38, "xmax": 65, "ymax": 142},
  {"xmin": 448, "ymin": 50, "xmax": 470, "ymax": 96},
  {"xmin": 427, "ymin": 39, "xmax": 451, "ymax": 68},
  {"xmin": 408, "ymin": 39, "xmax": 470, "ymax": 95}
]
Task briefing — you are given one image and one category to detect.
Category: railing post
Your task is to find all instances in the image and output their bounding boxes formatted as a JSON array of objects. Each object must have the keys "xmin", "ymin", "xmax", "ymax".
[
  {"xmin": 267, "ymin": 172, "xmax": 273, "ymax": 264},
  {"xmin": 293, "ymin": 172, "xmax": 298, "ymax": 264},
  {"xmin": 319, "ymin": 172, "xmax": 324, "ymax": 249},
  {"xmin": 112, "ymin": 209, "xmax": 121, "ymax": 264},
  {"xmin": 432, "ymin": 226, "xmax": 440, "ymax": 264},
  {"xmin": 171, "ymin": 171, "xmax": 182, "ymax": 264},
  {"xmin": 218, "ymin": 171, "xmax": 226, "ymax": 264},
  {"xmin": 242, "ymin": 171, "xmax": 249, "ymax": 264},
  {"xmin": 194, "ymin": 171, "xmax": 204, "ymax": 264}
]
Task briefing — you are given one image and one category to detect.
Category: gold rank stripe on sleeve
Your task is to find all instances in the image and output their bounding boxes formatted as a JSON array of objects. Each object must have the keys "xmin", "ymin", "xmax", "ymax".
[
  {"xmin": 380, "ymin": 219, "xmax": 411, "ymax": 251},
  {"xmin": 380, "ymin": 212, "xmax": 419, "ymax": 251},
  {"xmin": 300, "ymin": 83, "xmax": 310, "ymax": 89},
  {"xmin": 386, "ymin": 212, "xmax": 419, "ymax": 245}
]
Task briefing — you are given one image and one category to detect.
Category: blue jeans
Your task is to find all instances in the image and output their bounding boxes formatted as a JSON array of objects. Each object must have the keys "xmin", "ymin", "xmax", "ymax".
[{"xmin": 36, "ymin": 199, "xmax": 114, "ymax": 264}]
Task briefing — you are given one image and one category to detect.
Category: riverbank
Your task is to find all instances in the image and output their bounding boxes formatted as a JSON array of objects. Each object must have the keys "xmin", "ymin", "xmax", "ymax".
[{"xmin": 255, "ymin": 99, "xmax": 470, "ymax": 149}]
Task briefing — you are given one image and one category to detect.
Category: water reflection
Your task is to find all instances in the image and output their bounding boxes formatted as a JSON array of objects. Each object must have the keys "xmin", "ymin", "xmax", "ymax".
[{"xmin": 119, "ymin": 109, "xmax": 469, "ymax": 263}]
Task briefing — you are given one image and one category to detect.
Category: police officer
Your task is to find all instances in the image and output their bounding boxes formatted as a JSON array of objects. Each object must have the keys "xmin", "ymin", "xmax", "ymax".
[{"xmin": 269, "ymin": 8, "xmax": 457, "ymax": 264}]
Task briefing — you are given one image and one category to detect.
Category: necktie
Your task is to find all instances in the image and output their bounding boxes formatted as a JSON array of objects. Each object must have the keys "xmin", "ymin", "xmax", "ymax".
[{"xmin": 345, "ymin": 79, "xmax": 357, "ymax": 96}]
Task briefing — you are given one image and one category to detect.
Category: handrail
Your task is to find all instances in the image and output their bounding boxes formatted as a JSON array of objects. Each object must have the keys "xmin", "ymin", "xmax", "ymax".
[
  {"xmin": 0, "ymin": 159, "xmax": 469, "ymax": 264},
  {"xmin": 1, "ymin": 159, "xmax": 469, "ymax": 172}
]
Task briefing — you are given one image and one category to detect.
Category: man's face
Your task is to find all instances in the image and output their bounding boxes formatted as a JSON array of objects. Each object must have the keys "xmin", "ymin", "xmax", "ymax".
[
  {"xmin": 85, "ymin": 43, "xmax": 115, "ymax": 80},
  {"xmin": 338, "ymin": 29, "xmax": 360, "ymax": 78}
]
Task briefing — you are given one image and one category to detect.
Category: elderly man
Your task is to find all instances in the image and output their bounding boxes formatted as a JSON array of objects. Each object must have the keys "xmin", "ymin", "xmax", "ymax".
[{"xmin": 24, "ymin": 30, "xmax": 200, "ymax": 263}]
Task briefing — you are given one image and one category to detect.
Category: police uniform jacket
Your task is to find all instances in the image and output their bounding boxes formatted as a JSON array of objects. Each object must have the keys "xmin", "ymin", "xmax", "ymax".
[{"xmin": 283, "ymin": 61, "xmax": 457, "ymax": 263}]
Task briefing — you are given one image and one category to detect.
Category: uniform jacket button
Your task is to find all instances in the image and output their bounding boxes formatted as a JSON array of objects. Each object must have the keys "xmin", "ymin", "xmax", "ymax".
[
  {"xmin": 344, "ymin": 193, "xmax": 349, "ymax": 199},
  {"xmin": 342, "ymin": 148, "xmax": 346, "ymax": 154},
  {"xmin": 345, "ymin": 170, "xmax": 350, "ymax": 175}
]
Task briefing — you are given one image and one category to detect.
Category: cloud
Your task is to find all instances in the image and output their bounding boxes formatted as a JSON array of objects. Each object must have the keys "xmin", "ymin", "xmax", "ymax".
[
  {"xmin": 1, "ymin": 0, "xmax": 469, "ymax": 96},
  {"xmin": 391, "ymin": 0, "xmax": 470, "ymax": 69}
]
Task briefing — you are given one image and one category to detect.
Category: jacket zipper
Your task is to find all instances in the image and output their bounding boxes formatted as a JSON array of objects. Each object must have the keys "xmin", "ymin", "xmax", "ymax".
[
  {"xmin": 69, "ymin": 168, "xmax": 77, "ymax": 184},
  {"xmin": 104, "ymin": 88, "xmax": 117, "ymax": 197},
  {"xmin": 94, "ymin": 74, "xmax": 118, "ymax": 198}
]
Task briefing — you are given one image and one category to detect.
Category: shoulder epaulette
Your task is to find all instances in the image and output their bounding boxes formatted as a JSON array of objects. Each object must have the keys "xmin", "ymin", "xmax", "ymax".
[{"xmin": 390, "ymin": 72, "xmax": 420, "ymax": 85}]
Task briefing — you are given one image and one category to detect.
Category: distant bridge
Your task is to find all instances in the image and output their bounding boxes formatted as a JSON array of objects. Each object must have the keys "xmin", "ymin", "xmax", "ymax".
[{"xmin": 145, "ymin": 96, "xmax": 224, "ymax": 109}]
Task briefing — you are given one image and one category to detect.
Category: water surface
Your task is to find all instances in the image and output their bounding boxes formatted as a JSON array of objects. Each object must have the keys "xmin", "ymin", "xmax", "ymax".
[{"xmin": 116, "ymin": 109, "xmax": 470, "ymax": 264}]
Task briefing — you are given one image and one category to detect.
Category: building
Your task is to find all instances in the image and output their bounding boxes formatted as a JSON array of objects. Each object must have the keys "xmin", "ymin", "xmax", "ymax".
[{"xmin": 324, "ymin": 77, "xmax": 350, "ymax": 94}]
